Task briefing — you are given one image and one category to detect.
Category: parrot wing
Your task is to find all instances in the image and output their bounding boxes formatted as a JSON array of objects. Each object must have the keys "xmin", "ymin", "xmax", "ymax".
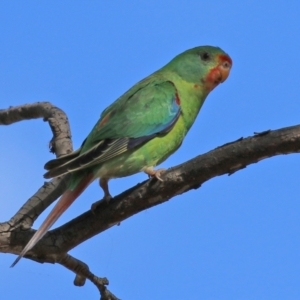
[{"xmin": 44, "ymin": 79, "xmax": 181, "ymax": 178}]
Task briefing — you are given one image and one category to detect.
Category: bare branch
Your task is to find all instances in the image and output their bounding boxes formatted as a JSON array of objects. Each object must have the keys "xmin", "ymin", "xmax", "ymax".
[
  {"xmin": 0, "ymin": 102, "xmax": 72, "ymax": 250},
  {"xmin": 5, "ymin": 124, "xmax": 300, "ymax": 259},
  {"xmin": 0, "ymin": 102, "xmax": 73, "ymax": 156},
  {"xmin": 51, "ymin": 124, "xmax": 300, "ymax": 253},
  {"xmin": 2, "ymin": 102, "xmax": 300, "ymax": 298},
  {"xmin": 57, "ymin": 254, "xmax": 120, "ymax": 300}
]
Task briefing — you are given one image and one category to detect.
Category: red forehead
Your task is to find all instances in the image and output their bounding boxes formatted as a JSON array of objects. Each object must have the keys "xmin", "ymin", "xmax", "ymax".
[{"xmin": 218, "ymin": 54, "xmax": 232, "ymax": 66}]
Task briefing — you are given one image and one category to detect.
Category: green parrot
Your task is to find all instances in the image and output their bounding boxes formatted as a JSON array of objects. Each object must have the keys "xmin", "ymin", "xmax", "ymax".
[{"xmin": 11, "ymin": 46, "xmax": 232, "ymax": 267}]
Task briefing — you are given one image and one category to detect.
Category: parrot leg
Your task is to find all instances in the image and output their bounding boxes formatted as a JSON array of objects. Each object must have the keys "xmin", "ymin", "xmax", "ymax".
[
  {"xmin": 91, "ymin": 178, "xmax": 112, "ymax": 212},
  {"xmin": 99, "ymin": 178, "xmax": 112, "ymax": 201},
  {"xmin": 144, "ymin": 167, "xmax": 166, "ymax": 182}
]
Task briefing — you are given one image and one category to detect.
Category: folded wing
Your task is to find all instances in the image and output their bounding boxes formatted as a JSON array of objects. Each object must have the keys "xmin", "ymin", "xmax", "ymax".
[{"xmin": 44, "ymin": 79, "xmax": 181, "ymax": 179}]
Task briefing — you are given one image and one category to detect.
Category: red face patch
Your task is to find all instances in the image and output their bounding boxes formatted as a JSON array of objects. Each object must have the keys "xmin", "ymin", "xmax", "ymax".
[{"xmin": 204, "ymin": 67, "xmax": 223, "ymax": 91}]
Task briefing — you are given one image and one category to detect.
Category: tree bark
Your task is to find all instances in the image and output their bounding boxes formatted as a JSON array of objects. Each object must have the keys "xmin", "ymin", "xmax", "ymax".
[{"xmin": 1, "ymin": 102, "xmax": 300, "ymax": 299}]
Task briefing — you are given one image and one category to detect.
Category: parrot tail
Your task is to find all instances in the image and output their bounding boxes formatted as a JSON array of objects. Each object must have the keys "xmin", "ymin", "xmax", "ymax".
[{"xmin": 10, "ymin": 173, "xmax": 94, "ymax": 268}]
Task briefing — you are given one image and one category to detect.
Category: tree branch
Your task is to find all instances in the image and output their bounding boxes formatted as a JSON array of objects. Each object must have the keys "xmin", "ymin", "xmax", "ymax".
[
  {"xmin": 0, "ymin": 102, "xmax": 73, "ymax": 156},
  {"xmin": 57, "ymin": 254, "xmax": 120, "ymax": 300},
  {"xmin": 18, "ymin": 123, "xmax": 300, "ymax": 257},
  {"xmin": 0, "ymin": 102, "xmax": 72, "ymax": 242},
  {"xmin": 1, "ymin": 102, "xmax": 300, "ymax": 298}
]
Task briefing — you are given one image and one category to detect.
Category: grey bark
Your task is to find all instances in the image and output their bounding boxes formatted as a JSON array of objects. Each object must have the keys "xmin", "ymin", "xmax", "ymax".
[{"xmin": 1, "ymin": 102, "xmax": 300, "ymax": 299}]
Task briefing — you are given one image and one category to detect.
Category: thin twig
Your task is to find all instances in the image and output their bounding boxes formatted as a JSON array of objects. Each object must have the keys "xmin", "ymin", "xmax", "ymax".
[{"xmin": 58, "ymin": 254, "xmax": 120, "ymax": 300}]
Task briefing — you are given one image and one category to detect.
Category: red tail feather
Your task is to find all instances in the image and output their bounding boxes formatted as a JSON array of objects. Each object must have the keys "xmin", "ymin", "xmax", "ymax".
[{"xmin": 11, "ymin": 174, "xmax": 93, "ymax": 267}]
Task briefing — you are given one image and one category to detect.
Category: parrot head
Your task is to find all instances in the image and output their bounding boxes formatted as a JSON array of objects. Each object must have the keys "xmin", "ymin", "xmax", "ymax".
[{"xmin": 165, "ymin": 45, "xmax": 232, "ymax": 92}]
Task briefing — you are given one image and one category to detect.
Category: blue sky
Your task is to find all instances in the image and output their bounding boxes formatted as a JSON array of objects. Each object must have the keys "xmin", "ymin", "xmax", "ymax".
[{"xmin": 1, "ymin": 1, "xmax": 300, "ymax": 299}]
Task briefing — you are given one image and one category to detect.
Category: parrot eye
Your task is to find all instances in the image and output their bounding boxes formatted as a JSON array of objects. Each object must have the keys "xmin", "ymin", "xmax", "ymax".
[{"xmin": 200, "ymin": 52, "xmax": 211, "ymax": 61}]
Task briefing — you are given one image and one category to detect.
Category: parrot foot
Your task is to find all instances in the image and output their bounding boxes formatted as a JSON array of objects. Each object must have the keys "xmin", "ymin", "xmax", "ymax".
[
  {"xmin": 144, "ymin": 167, "xmax": 166, "ymax": 182},
  {"xmin": 91, "ymin": 194, "xmax": 112, "ymax": 213}
]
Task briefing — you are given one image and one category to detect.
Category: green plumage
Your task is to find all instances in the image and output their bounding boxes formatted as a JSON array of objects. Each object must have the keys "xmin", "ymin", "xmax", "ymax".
[
  {"xmin": 45, "ymin": 46, "xmax": 232, "ymax": 192},
  {"xmin": 11, "ymin": 45, "xmax": 232, "ymax": 267}
]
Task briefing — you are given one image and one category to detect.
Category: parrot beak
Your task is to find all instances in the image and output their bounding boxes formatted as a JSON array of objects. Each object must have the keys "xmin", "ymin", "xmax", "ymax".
[{"xmin": 218, "ymin": 55, "xmax": 232, "ymax": 83}]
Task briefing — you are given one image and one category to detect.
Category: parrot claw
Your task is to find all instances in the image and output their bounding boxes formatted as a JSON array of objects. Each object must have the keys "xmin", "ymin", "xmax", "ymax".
[
  {"xmin": 144, "ymin": 167, "xmax": 166, "ymax": 182},
  {"xmin": 91, "ymin": 194, "xmax": 112, "ymax": 213}
]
